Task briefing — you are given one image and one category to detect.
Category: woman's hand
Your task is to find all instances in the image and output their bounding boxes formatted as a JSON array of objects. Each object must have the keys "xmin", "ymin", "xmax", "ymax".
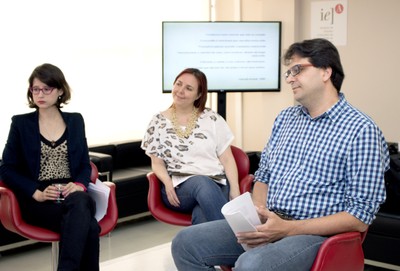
[
  {"xmin": 62, "ymin": 182, "xmax": 84, "ymax": 198},
  {"xmin": 32, "ymin": 182, "xmax": 84, "ymax": 202},
  {"xmin": 33, "ymin": 185, "xmax": 60, "ymax": 202},
  {"xmin": 165, "ymin": 183, "xmax": 180, "ymax": 207},
  {"xmin": 150, "ymin": 154, "xmax": 180, "ymax": 206}
]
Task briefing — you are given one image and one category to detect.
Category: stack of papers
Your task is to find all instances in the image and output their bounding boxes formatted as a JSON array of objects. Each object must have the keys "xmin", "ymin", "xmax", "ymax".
[{"xmin": 88, "ymin": 179, "xmax": 110, "ymax": 221}]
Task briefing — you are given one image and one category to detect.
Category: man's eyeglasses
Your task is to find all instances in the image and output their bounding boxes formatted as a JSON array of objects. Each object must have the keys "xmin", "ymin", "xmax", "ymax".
[
  {"xmin": 284, "ymin": 64, "xmax": 313, "ymax": 79},
  {"xmin": 29, "ymin": 87, "xmax": 55, "ymax": 95}
]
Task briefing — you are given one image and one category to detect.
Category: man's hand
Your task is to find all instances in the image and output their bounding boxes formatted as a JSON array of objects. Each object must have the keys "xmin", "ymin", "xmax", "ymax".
[{"xmin": 236, "ymin": 206, "xmax": 292, "ymax": 248}]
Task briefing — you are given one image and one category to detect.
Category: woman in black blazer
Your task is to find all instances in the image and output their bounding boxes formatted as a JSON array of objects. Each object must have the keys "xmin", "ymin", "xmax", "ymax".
[{"xmin": 0, "ymin": 63, "xmax": 100, "ymax": 271}]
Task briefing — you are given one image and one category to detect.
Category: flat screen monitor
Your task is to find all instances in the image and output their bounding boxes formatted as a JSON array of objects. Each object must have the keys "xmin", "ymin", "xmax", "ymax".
[{"xmin": 162, "ymin": 21, "xmax": 282, "ymax": 93}]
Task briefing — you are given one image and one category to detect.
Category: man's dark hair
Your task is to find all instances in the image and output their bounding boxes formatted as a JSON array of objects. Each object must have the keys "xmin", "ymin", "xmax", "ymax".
[{"xmin": 283, "ymin": 38, "xmax": 345, "ymax": 92}]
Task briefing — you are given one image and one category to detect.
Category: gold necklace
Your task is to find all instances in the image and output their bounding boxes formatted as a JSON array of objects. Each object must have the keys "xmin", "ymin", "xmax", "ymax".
[{"xmin": 171, "ymin": 106, "xmax": 198, "ymax": 138}]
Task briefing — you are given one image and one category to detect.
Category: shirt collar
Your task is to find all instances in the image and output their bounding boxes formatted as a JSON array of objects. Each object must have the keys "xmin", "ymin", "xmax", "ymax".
[{"xmin": 297, "ymin": 93, "xmax": 346, "ymax": 122}]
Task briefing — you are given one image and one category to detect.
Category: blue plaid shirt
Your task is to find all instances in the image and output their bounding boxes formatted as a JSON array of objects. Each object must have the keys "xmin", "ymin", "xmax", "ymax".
[{"xmin": 255, "ymin": 94, "xmax": 389, "ymax": 225}]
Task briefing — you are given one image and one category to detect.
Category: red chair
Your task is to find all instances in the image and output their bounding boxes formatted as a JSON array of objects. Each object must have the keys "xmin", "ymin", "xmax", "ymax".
[
  {"xmin": 146, "ymin": 145, "xmax": 255, "ymax": 226},
  {"xmin": 0, "ymin": 161, "xmax": 118, "ymax": 271},
  {"xmin": 147, "ymin": 144, "xmax": 367, "ymax": 271},
  {"xmin": 219, "ymin": 230, "xmax": 368, "ymax": 271},
  {"xmin": 310, "ymin": 230, "xmax": 367, "ymax": 271}
]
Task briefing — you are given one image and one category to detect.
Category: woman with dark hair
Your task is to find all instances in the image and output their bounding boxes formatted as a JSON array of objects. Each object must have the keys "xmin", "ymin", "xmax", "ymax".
[
  {"xmin": 0, "ymin": 63, "xmax": 100, "ymax": 270},
  {"xmin": 141, "ymin": 68, "xmax": 240, "ymax": 224}
]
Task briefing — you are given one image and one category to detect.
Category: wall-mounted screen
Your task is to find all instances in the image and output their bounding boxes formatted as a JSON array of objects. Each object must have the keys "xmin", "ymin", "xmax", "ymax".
[{"xmin": 162, "ymin": 21, "xmax": 282, "ymax": 93}]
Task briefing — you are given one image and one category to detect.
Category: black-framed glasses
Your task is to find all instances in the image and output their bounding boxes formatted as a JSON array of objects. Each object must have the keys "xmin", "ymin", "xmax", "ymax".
[
  {"xmin": 284, "ymin": 64, "xmax": 313, "ymax": 79},
  {"xmin": 29, "ymin": 87, "xmax": 55, "ymax": 95}
]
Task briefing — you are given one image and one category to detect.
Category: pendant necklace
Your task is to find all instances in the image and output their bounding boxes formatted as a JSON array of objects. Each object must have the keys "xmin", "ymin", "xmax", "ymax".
[{"xmin": 39, "ymin": 120, "xmax": 60, "ymax": 147}]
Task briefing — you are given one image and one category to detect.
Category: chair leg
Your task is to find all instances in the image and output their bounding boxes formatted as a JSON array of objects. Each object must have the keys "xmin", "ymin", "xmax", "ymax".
[
  {"xmin": 51, "ymin": 242, "xmax": 59, "ymax": 271},
  {"xmin": 101, "ymin": 232, "xmax": 113, "ymax": 260}
]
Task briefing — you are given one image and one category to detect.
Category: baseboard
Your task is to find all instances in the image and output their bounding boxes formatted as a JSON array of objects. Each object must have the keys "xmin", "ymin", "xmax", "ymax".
[
  {"xmin": 365, "ymin": 259, "xmax": 400, "ymax": 271},
  {"xmin": 0, "ymin": 239, "xmax": 38, "ymax": 253},
  {"xmin": 117, "ymin": 212, "xmax": 152, "ymax": 224}
]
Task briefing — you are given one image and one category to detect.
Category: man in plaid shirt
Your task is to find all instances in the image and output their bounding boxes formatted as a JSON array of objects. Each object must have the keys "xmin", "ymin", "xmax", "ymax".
[{"xmin": 171, "ymin": 38, "xmax": 390, "ymax": 271}]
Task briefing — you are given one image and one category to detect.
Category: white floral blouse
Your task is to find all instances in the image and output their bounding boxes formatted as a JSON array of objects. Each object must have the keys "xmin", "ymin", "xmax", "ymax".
[{"xmin": 141, "ymin": 108, "xmax": 234, "ymax": 187}]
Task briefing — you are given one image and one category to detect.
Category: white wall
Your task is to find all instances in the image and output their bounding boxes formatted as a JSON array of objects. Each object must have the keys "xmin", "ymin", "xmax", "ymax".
[
  {"xmin": 231, "ymin": 0, "xmax": 400, "ymax": 151},
  {"xmin": 0, "ymin": 0, "xmax": 209, "ymax": 151},
  {"xmin": 2, "ymin": 0, "xmax": 398, "ymax": 154},
  {"xmin": 294, "ymin": 0, "xmax": 400, "ymax": 145},
  {"xmin": 223, "ymin": 0, "xmax": 297, "ymax": 151}
]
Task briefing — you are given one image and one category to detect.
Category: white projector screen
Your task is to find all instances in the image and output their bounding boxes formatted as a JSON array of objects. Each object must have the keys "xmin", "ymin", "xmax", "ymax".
[{"xmin": 162, "ymin": 21, "xmax": 281, "ymax": 93}]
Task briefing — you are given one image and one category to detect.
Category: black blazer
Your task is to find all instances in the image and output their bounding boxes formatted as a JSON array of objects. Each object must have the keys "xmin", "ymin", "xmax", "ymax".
[{"xmin": 0, "ymin": 110, "xmax": 91, "ymax": 198}]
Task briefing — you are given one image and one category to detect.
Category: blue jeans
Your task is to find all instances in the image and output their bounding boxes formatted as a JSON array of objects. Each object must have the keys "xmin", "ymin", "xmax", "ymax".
[
  {"xmin": 161, "ymin": 175, "xmax": 230, "ymax": 224},
  {"xmin": 172, "ymin": 219, "xmax": 327, "ymax": 271}
]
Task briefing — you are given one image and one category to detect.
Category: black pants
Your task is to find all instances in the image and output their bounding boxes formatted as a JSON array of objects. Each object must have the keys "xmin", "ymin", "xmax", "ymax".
[{"xmin": 20, "ymin": 191, "xmax": 100, "ymax": 271}]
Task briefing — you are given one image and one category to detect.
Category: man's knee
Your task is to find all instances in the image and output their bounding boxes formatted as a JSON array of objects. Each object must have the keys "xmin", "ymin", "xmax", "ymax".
[
  {"xmin": 171, "ymin": 228, "xmax": 189, "ymax": 258},
  {"xmin": 234, "ymin": 251, "xmax": 262, "ymax": 271}
]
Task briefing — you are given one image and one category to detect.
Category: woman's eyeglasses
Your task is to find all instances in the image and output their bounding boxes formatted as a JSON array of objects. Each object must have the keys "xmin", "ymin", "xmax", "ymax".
[{"xmin": 29, "ymin": 87, "xmax": 55, "ymax": 95}]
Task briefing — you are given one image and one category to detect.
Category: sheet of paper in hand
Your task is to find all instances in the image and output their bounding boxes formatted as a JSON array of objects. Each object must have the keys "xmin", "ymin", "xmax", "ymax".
[{"xmin": 221, "ymin": 192, "xmax": 261, "ymax": 250}]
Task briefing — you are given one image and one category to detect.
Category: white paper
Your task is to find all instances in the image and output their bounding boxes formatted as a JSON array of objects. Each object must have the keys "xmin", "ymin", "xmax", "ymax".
[
  {"xmin": 221, "ymin": 192, "xmax": 261, "ymax": 250},
  {"xmin": 88, "ymin": 179, "xmax": 110, "ymax": 221}
]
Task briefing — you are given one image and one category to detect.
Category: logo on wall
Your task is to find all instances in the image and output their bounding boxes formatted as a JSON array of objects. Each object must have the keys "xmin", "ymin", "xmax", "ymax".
[{"xmin": 311, "ymin": 0, "xmax": 348, "ymax": 46}]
